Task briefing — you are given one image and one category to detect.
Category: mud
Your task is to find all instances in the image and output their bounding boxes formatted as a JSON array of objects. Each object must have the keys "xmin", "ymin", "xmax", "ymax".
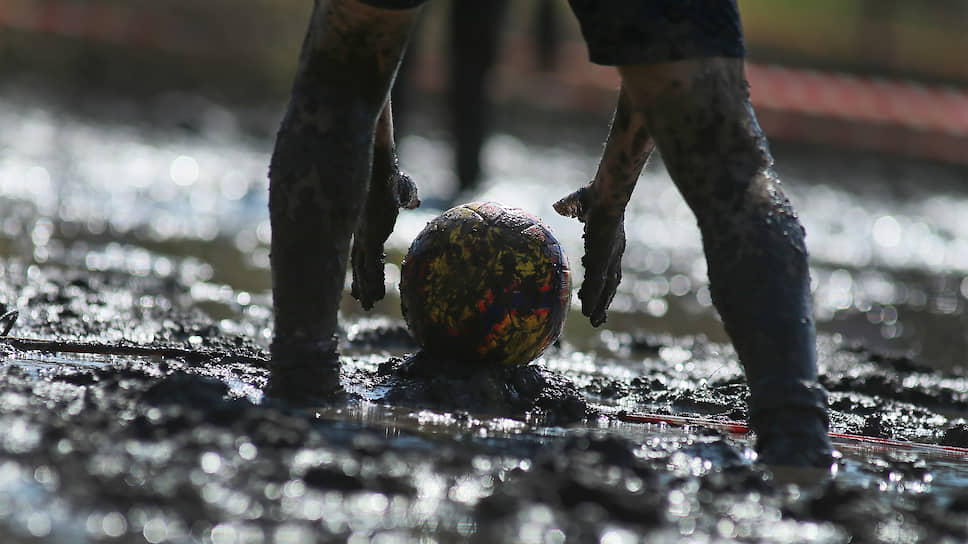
[
  {"xmin": 5, "ymin": 80, "xmax": 968, "ymax": 542},
  {"xmin": 2, "ymin": 260, "xmax": 968, "ymax": 543}
]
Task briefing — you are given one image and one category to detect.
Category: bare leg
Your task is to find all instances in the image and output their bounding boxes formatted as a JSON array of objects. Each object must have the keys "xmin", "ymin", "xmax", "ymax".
[
  {"xmin": 268, "ymin": 0, "xmax": 420, "ymax": 395},
  {"xmin": 618, "ymin": 58, "xmax": 831, "ymax": 466}
]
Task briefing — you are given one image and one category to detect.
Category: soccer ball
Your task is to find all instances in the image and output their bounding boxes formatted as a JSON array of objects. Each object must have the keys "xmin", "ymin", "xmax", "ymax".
[{"xmin": 400, "ymin": 201, "xmax": 570, "ymax": 366}]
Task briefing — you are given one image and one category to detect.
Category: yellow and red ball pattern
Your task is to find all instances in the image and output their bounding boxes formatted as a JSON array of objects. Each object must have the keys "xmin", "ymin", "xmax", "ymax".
[{"xmin": 400, "ymin": 201, "xmax": 570, "ymax": 366}]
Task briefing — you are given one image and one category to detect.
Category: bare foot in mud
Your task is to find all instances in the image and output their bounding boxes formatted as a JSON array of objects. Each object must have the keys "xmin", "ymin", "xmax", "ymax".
[
  {"xmin": 755, "ymin": 409, "xmax": 836, "ymax": 474},
  {"xmin": 266, "ymin": 338, "xmax": 348, "ymax": 403},
  {"xmin": 6, "ymin": 264, "xmax": 968, "ymax": 542}
]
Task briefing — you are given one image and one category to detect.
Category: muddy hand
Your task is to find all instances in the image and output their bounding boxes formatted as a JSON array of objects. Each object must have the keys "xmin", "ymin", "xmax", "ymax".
[
  {"xmin": 351, "ymin": 163, "xmax": 419, "ymax": 310},
  {"xmin": 554, "ymin": 185, "xmax": 626, "ymax": 327}
]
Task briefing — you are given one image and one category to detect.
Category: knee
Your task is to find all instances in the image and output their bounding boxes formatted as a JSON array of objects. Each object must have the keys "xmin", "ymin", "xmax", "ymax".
[
  {"xmin": 271, "ymin": 98, "xmax": 373, "ymax": 178},
  {"xmin": 281, "ymin": 86, "xmax": 383, "ymax": 140},
  {"xmin": 269, "ymin": 95, "xmax": 380, "ymax": 222},
  {"xmin": 622, "ymin": 59, "xmax": 772, "ymax": 190}
]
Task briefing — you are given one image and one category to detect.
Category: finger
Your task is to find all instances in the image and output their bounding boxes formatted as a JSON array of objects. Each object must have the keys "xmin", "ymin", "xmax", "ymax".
[
  {"xmin": 350, "ymin": 238, "xmax": 387, "ymax": 310},
  {"xmin": 577, "ymin": 225, "xmax": 612, "ymax": 322},
  {"xmin": 350, "ymin": 205, "xmax": 398, "ymax": 309},
  {"xmin": 590, "ymin": 245, "xmax": 624, "ymax": 326},
  {"xmin": 578, "ymin": 252, "xmax": 606, "ymax": 321},
  {"xmin": 350, "ymin": 239, "xmax": 372, "ymax": 309},
  {"xmin": 350, "ymin": 242, "xmax": 365, "ymax": 304}
]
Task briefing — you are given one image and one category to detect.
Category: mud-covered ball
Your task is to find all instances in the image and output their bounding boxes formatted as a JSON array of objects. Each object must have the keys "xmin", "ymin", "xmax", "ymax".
[{"xmin": 400, "ymin": 201, "xmax": 570, "ymax": 366}]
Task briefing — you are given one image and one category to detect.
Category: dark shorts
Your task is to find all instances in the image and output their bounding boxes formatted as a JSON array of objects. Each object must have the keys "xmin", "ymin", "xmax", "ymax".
[{"xmin": 360, "ymin": 0, "xmax": 745, "ymax": 66}]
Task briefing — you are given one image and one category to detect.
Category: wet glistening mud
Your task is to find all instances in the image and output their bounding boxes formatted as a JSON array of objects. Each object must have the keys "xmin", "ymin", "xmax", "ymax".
[
  {"xmin": 3, "ymin": 88, "xmax": 968, "ymax": 542},
  {"xmin": 3, "ymin": 260, "xmax": 968, "ymax": 543}
]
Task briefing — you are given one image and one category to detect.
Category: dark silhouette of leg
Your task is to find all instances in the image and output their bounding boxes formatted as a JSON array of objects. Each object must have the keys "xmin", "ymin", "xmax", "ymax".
[
  {"xmin": 450, "ymin": 0, "xmax": 509, "ymax": 192},
  {"xmin": 558, "ymin": 58, "xmax": 832, "ymax": 467},
  {"xmin": 268, "ymin": 0, "xmax": 420, "ymax": 397},
  {"xmin": 620, "ymin": 59, "xmax": 831, "ymax": 466}
]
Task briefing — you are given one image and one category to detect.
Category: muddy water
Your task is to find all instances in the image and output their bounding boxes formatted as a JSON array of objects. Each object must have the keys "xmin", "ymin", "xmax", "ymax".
[{"xmin": 2, "ymin": 88, "xmax": 968, "ymax": 542}]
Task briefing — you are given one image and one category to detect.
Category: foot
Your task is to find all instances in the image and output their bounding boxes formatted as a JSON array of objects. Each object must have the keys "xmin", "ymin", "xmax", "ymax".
[
  {"xmin": 267, "ymin": 337, "xmax": 344, "ymax": 403},
  {"xmin": 754, "ymin": 408, "xmax": 834, "ymax": 469}
]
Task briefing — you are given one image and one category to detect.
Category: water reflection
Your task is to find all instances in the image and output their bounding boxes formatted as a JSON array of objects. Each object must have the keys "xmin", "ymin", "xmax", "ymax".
[
  {"xmin": 0, "ymin": 91, "xmax": 968, "ymax": 363},
  {"xmin": 10, "ymin": 92, "xmax": 968, "ymax": 369}
]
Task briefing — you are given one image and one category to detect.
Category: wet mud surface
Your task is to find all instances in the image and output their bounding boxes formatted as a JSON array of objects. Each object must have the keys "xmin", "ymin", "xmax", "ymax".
[
  {"xmin": 4, "ymin": 85, "xmax": 968, "ymax": 542},
  {"xmin": 3, "ymin": 262, "xmax": 968, "ymax": 543}
]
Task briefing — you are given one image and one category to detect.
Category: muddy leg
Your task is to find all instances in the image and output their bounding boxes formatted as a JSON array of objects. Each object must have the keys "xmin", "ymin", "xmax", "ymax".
[
  {"xmin": 268, "ymin": 0, "xmax": 420, "ymax": 396},
  {"xmin": 619, "ymin": 58, "xmax": 832, "ymax": 467}
]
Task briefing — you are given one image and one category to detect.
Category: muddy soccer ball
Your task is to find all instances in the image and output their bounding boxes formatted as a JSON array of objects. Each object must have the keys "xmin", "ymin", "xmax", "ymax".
[{"xmin": 400, "ymin": 201, "xmax": 570, "ymax": 366}]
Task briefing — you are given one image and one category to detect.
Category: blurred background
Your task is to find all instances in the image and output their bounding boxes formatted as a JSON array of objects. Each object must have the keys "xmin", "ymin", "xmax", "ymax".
[
  {"xmin": 2, "ymin": 0, "xmax": 966, "ymax": 153},
  {"xmin": 2, "ymin": 0, "xmax": 968, "ymax": 370},
  {"xmin": 2, "ymin": 0, "xmax": 967, "ymax": 158}
]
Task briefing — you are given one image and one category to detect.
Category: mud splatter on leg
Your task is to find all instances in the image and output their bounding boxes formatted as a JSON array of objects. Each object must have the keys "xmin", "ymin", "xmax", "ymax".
[
  {"xmin": 554, "ymin": 87, "xmax": 655, "ymax": 325},
  {"xmin": 620, "ymin": 58, "xmax": 831, "ymax": 466},
  {"xmin": 268, "ymin": 0, "xmax": 420, "ymax": 395}
]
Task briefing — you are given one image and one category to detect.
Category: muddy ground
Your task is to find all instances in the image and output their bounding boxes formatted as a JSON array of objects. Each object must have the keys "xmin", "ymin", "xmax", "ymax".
[
  {"xmin": 3, "ymin": 83, "xmax": 968, "ymax": 543},
  {"xmin": 2, "ymin": 258, "xmax": 968, "ymax": 543}
]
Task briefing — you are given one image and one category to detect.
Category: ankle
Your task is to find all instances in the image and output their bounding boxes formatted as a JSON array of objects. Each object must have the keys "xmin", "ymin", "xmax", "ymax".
[
  {"xmin": 753, "ymin": 408, "xmax": 833, "ymax": 468},
  {"xmin": 270, "ymin": 335, "xmax": 339, "ymax": 365}
]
